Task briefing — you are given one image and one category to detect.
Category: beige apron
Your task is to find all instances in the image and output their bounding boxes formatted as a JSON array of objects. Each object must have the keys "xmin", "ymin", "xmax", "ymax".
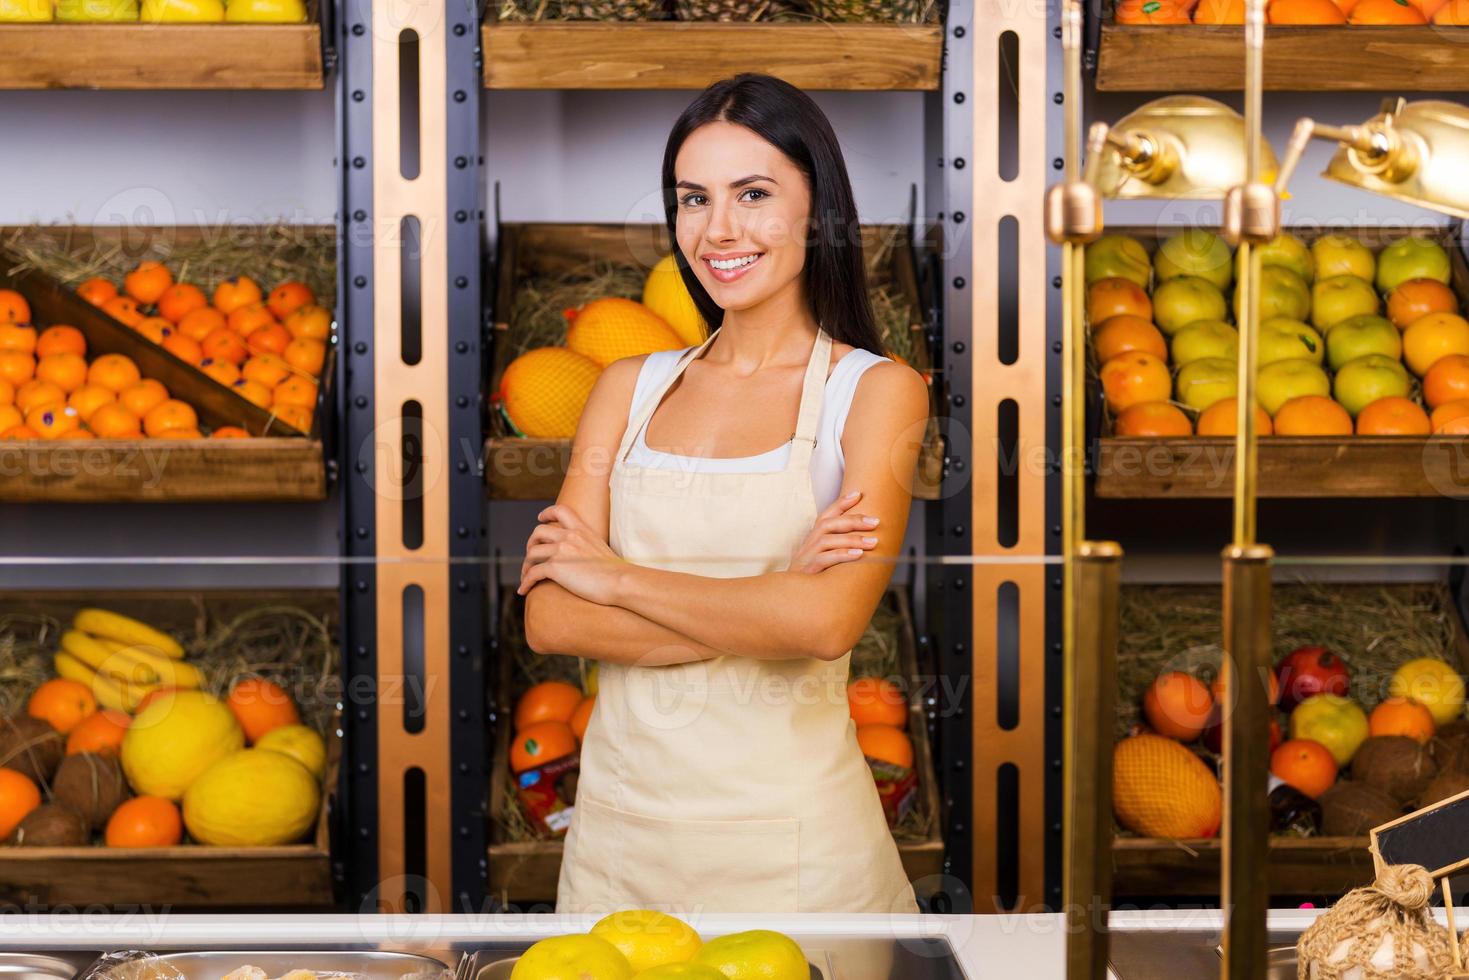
[{"xmin": 555, "ymin": 326, "xmax": 920, "ymax": 915}]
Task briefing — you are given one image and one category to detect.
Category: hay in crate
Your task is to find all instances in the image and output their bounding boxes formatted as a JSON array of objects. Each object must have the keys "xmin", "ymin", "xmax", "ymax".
[
  {"xmin": 495, "ymin": 0, "xmax": 938, "ymax": 21},
  {"xmin": 1, "ymin": 223, "xmax": 338, "ymax": 316},
  {"xmin": 1115, "ymin": 580, "xmax": 1460, "ymax": 740}
]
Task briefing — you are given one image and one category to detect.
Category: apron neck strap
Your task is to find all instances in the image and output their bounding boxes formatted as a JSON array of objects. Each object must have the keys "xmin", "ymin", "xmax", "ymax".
[{"xmin": 616, "ymin": 332, "xmax": 717, "ymax": 464}]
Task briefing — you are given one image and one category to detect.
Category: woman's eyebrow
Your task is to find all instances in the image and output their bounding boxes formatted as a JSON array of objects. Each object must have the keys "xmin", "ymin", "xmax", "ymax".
[{"xmin": 675, "ymin": 174, "xmax": 778, "ymax": 191}]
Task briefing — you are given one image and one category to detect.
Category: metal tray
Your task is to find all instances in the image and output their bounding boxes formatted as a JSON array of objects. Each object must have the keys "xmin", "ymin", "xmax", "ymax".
[
  {"xmin": 77, "ymin": 951, "xmax": 452, "ymax": 980},
  {"xmin": 0, "ymin": 952, "xmax": 102, "ymax": 980}
]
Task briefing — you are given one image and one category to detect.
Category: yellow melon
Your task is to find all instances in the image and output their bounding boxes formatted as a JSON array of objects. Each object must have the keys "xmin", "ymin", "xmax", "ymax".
[
  {"xmin": 254, "ymin": 723, "xmax": 327, "ymax": 779},
  {"xmin": 183, "ymin": 748, "xmax": 320, "ymax": 846},
  {"xmin": 566, "ymin": 298, "xmax": 683, "ymax": 368},
  {"xmin": 642, "ymin": 254, "xmax": 707, "ymax": 347},
  {"xmin": 120, "ymin": 690, "xmax": 244, "ymax": 800},
  {"xmin": 1112, "ymin": 732, "xmax": 1221, "ymax": 838},
  {"xmin": 498, "ymin": 347, "xmax": 602, "ymax": 439}
]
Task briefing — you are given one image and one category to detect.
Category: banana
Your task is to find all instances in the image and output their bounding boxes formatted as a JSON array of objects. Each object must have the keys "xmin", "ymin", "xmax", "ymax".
[
  {"xmin": 54, "ymin": 651, "xmax": 148, "ymax": 713},
  {"xmin": 73, "ymin": 608, "xmax": 185, "ymax": 660},
  {"xmin": 60, "ymin": 629, "xmax": 155, "ymax": 686},
  {"xmin": 96, "ymin": 637, "xmax": 203, "ymax": 689}
]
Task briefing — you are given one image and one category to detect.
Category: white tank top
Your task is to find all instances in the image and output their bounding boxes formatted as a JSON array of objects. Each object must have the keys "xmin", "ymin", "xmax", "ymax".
[{"xmin": 623, "ymin": 344, "xmax": 888, "ymax": 511}]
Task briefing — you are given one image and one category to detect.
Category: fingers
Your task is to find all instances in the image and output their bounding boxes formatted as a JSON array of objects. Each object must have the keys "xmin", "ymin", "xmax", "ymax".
[
  {"xmin": 816, "ymin": 489, "xmax": 863, "ymax": 522},
  {"xmin": 537, "ymin": 503, "xmax": 582, "ymax": 529},
  {"xmin": 818, "ymin": 513, "xmax": 881, "ymax": 535},
  {"xmin": 517, "ymin": 562, "xmax": 551, "ymax": 595},
  {"xmin": 822, "ymin": 531, "xmax": 880, "ymax": 553}
]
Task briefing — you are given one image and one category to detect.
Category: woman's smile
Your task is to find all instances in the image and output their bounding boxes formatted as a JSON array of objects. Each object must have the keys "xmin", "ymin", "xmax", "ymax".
[{"xmin": 703, "ymin": 250, "xmax": 764, "ymax": 283}]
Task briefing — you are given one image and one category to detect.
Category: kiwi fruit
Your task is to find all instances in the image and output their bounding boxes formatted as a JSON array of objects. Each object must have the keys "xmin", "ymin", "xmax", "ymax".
[
  {"xmin": 1320, "ymin": 781, "xmax": 1402, "ymax": 837},
  {"xmin": 1349, "ymin": 735, "xmax": 1437, "ymax": 805},
  {"xmin": 10, "ymin": 804, "xmax": 88, "ymax": 847},
  {"xmin": 52, "ymin": 753, "xmax": 127, "ymax": 831},
  {"xmin": 0, "ymin": 715, "xmax": 64, "ymax": 788}
]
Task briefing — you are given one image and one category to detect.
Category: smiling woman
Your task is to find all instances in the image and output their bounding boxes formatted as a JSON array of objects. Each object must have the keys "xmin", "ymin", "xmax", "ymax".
[{"xmin": 518, "ymin": 72, "xmax": 930, "ymax": 916}]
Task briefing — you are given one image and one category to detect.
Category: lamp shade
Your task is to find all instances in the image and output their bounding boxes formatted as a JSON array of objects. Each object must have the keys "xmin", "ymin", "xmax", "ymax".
[
  {"xmin": 1094, "ymin": 96, "xmax": 1279, "ymax": 201},
  {"xmin": 1321, "ymin": 100, "xmax": 1469, "ymax": 220}
]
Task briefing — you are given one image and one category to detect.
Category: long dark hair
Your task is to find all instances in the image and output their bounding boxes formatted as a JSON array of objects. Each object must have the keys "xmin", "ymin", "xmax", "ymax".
[{"xmin": 661, "ymin": 73, "xmax": 884, "ymax": 355}]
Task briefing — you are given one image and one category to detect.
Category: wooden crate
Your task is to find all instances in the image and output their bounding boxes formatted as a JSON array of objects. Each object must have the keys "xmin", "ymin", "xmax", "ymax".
[
  {"xmin": 0, "ymin": 0, "xmax": 325, "ymax": 91},
  {"xmin": 485, "ymin": 222, "xmax": 944, "ymax": 501},
  {"xmin": 1092, "ymin": 224, "xmax": 1469, "ymax": 500},
  {"xmin": 487, "ymin": 586, "xmax": 943, "ymax": 906},
  {"xmin": 1112, "ymin": 581, "xmax": 1469, "ymax": 898},
  {"xmin": 0, "ymin": 589, "xmax": 340, "ymax": 910},
  {"xmin": 1095, "ymin": 24, "xmax": 1469, "ymax": 93},
  {"xmin": 0, "ymin": 227, "xmax": 335, "ymax": 502}
]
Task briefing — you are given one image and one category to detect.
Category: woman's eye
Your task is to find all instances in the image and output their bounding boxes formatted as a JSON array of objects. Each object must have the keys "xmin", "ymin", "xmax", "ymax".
[
  {"xmin": 680, "ymin": 193, "xmax": 706, "ymax": 207},
  {"xmin": 742, "ymin": 188, "xmax": 768, "ymax": 202}
]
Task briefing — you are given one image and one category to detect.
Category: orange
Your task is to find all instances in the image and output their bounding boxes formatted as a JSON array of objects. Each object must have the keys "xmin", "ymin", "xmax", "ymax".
[
  {"xmin": 0, "ymin": 769, "xmax": 41, "ymax": 841},
  {"xmin": 1193, "ymin": 0, "xmax": 1243, "ymax": 21},
  {"xmin": 1433, "ymin": 0, "xmax": 1469, "ymax": 20},
  {"xmin": 1368, "ymin": 696, "xmax": 1436, "ymax": 743},
  {"xmin": 570, "ymin": 696, "xmax": 594, "ymax": 741},
  {"xmin": 143, "ymin": 399, "xmax": 197, "ymax": 438},
  {"xmin": 1087, "ymin": 278, "xmax": 1152, "ymax": 325},
  {"xmin": 847, "ymin": 677, "xmax": 908, "ymax": 728},
  {"xmin": 0, "ymin": 351, "xmax": 33, "ymax": 386},
  {"xmin": 246, "ymin": 322, "xmax": 292, "ymax": 357},
  {"xmin": 210, "ymin": 426, "xmax": 251, "ymax": 439},
  {"xmin": 267, "ymin": 281, "xmax": 315, "ymax": 320},
  {"xmin": 232, "ymin": 379, "xmax": 273, "ymax": 409},
  {"xmin": 124, "ymin": 261, "xmax": 173, "ymax": 305},
  {"xmin": 27, "ymin": 403, "xmax": 81, "ymax": 439},
  {"xmin": 283, "ymin": 338, "xmax": 326, "ymax": 376},
  {"xmin": 15, "ymin": 380, "xmax": 63, "ymax": 415},
  {"xmin": 156, "ymin": 283, "xmax": 207, "ymax": 324},
  {"xmin": 35, "ymin": 325, "xmax": 85, "ymax": 358},
  {"xmin": 1115, "ymin": 0, "xmax": 1192, "ymax": 20},
  {"xmin": 514, "ymin": 681, "xmax": 585, "ymax": 731},
  {"xmin": 88, "ymin": 353, "xmax": 142, "ymax": 393},
  {"xmin": 284, "ymin": 305, "xmax": 331, "ymax": 341},
  {"xmin": 1423, "ymin": 355, "xmax": 1469, "ymax": 410},
  {"xmin": 228, "ymin": 302, "xmax": 277, "ymax": 337},
  {"xmin": 68, "ymin": 384, "xmax": 116, "ymax": 421},
  {"xmin": 0, "ymin": 323, "xmax": 36, "ymax": 354},
  {"xmin": 1113, "ymin": 401, "xmax": 1192, "ymax": 437},
  {"xmin": 1431, "ymin": 399, "xmax": 1469, "ymax": 434},
  {"xmin": 511, "ymin": 721, "xmax": 577, "ymax": 773},
  {"xmin": 1093, "ymin": 315, "xmax": 1168, "ymax": 363},
  {"xmin": 1270, "ymin": 0, "xmax": 1347, "ymax": 20},
  {"xmin": 1273, "ymin": 396, "xmax": 1353, "ymax": 436},
  {"xmin": 213, "ymin": 275, "xmax": 263, "ymax": 315},
  {"xmin": 161, "ymin": 333, "xmax": 204, "ymax": 366},
  {"xmin": 1142, "ymin": 671, "xmax": 1214, "ymax": 742},
  {"xmin": 1355, "ymin": 396, "xmax": 1431, "ymax": 436},
  {"xmin": 105, "ymin": 796, "xmax": 183, "ymax": 848},
  {"xmin": 0, "ymin": 425, "xmax": 38, "ymax": 440},
  {"xmin": 102, "ymin": 295, "xmax": 144, "ymax": 328},
  {"xmin": 1269, "ymin": 739, "xmax": 1338, "ymax": 799},
  {"xmin": 1196, "ymin": 397, "xmax": 1274, "ymax": 436},
  {"xmin": 0, "ymin": 379, "xmax": 11, "ymax": 407},
  {"xmin": 242, "ymin": 353, "xmax": 291, "ymax": 388},
  {"xmin": 272, "ymin": 375, "xmax": 318, "ymax": 409},
  {"xmin": 133, "ymin": 317, "xmax": 172, "ymax": 344},
  {"xmin": 855, "ymin": 724, "xmax": 914, "ymax": 768},
  {"xmin": 1404, "ymin": 312, "xmax": 1469, "ymax": 377},
  {"xmin": 1100, "ymin": 352, "xmax": 1171, "ymax": 414},
  {"xmin": 35, "ymin": 353, "xmax": 87, "ymax": 393},
  {"xmin": 118, "ymin": 379, "xmax": 168, "ymax": 417},
  {"xmin": 177, "ymin": 306, "xmax": 228, "ymax": 343},
  {"xmin": 1388, "ymin": 279, "xmax": 1458, "ymax": 330},
  {"xmin": 199, "ymin": 358, "xmax": 242, "ymax": 387},
  {"xmin": 76, "ymin": 277, "xmax": 117, "ymax": 307},
  {"xmin": 59, "ymin": 429, "xmax": 95, "ymax": 441},
  {"xmin": 154, "ymin": 428, "xmax": 203, "ymax": 440},
  {"xmin": 65, "ymin": 710, "xmax": 130, "ymax": 756},
  {"xmin": 1350, "ymin": 0, "xmax": 1426, "ymax": 19},
  {"xmin": 0, "ymin": 406, "xmax": 20, "ymax": 432},
  {"xmin": 27, "ymin": 677, "xmax": 97, "ymax": 734},
  {"xmin": 87, "ymin": 403, "xmax": 143, "ymax": 439},
  {"xmin": 225, "ymin": 678, "xmax": 300, "ymax": 743},
  {"xmin": 0, "ymin": 290, "xmax": 30, "ymax": 324},
  {"xmin": 271, "ymin": 405, "xmax": 314, "ymax": 433},
  {"xmin": 201, "ymin": 327, "xmax": 248, "ymax": 366}
]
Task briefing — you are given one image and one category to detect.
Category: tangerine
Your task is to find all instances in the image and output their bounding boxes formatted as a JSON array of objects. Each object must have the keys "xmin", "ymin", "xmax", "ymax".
[
  {"xmin": 1270, "ymin": 0, "xmax": 1347, "ymax": 21},
  {"xmin": 199, "ymin": 358, "xmax": 242, "ymax": 387},
  {"xmin": 228, "ymin": 302, "xmax": 277, "ymax": 337},
  {"xmin": 1273, "ymin": 395, "xmax": 1353, "ymax": 436},
  {"xmin": 246, "ymin": 322, "xmax": 292, "ymax": 357},
  {"xmin": 1087, "ymin": 277, "xmax": 1153, "ymax": 324},
  {"xmin": 271, "ymin": 405, "xmax": 314, "ymax": 433},
  {"xmin": 0, "ymin": 769, "xmax": 41, "ymax": 841},
  {"xmin": 1093, "ymin": 315, "xmax": 1168, "ymax": 363},
  {"xmin": 201, "ymin": 327, "xmax": 248, "ymax": 366},
  {"xmin": 1388, "ymin": 279, "xmax": 1458, "ymax": 329},
  {"xmin": 1196, "ymin": 397, "xmax": 1274, "ymax": 436},
  {"xmin": 284, "ymin": 305, "xmax": 331, "ymax": 341},
  {"xmin": 177, "ymin": 306, "xmax": 228, "ymax": 343},
  {"xmin": 0, "ymin": 352, "xmax": 34, "ymax": 386},
  {"xmin": 59, "ymin": 429, "xmax": 95, "ymax": 441},
  {"xmin": 855, "ymin": 724, "xmax": 914, "ymax": 768},
  {"xmin": 1113, "ymin": 401, "xmax": 1192, "ymax": 437},
  {"xmin": 0, "ymin": 406, "xmax": 20, "ymax": 432},
  {"xmin": 232, "ymin": 379, "xmax": 274, "ymax": 409},
  {"xmin": 1142, "ymin": 671, "xmax": 1214, "ymax": 741},
  {"xmin": 154, "ymin": 428, "xmax": 203, "ymax": 440},
  {"xmin": 66, "ymin": 709, "xmax": 130, "ymax": 756},
  {"xmin": 1433, "ymin": 0, "xmax": 1469, "ymax": 20},
  {"xmin": 847, "ymin": 677, "xmax": 908, "ymax": 728},
  {"xmin": 0, "ymin": 424, "xmax": 38, "ymax": 440},
  {"xmin": 1368, "ymin": 697, "xmax": 1436, "ymax": 743},
  {"xmin": 124, "ymin": 261, "xmax": 173, "ymax": 305},
  {"xmin": 1431, "ymin": 399, "xmax": 1469, "ymax": 434},
  {"xmin": 1100, "ymin": 352, "xmax": 1171, "ymax": 413},
  {"xmin": 102, "ymin": 295, "xmax": 144, "ymax": 328},
  {"xmin": 1115, "ymin": 0, "xmax": 1192, "ymax": 21},
  {"xmin": 210, "ymin": 426, "xmax": 251, "ymax": 439},
  {"xmin": 570, "ymin": 696, "xmax": 594, "ymax": 741},
  {"xmin": 142, "ymin": 399, "xmax": 197, "ymax": 438},
  {"xmin": 267, "ymin": 281, "xmax": 315, "ymax": 320},
  {"xmin": 161, "ymin": 333, "xmax": 204, "ymax": 366},
  {"xmin": 226, "ymin": 677, "xmax": 300, "ymax": 743},
  {"xmin": 0, "ymin": 380, "xmax": 10, "ymax": 407},
  {"xmin": 1404, "ymin": 312, "xmax": 1469, "ymax": 377},
  {"xmin": 1193, "ymin": 0, "xmax": 1243, "ymax": 21},
  {"xmin": 35, "ymin": 325, "xmax": 86, "ymax": 358},
  {"xmin": 68, "ymin": 384, "xmax": 116, "ymax": 422},
  {"xmin": 36, "ymin": 353, "xmax": 87, "ymax": 393},
  {"xmin": 241, "ymin": 354, "xmax": 291, "ymax": 388},
  {"xmin": 27, "ymin": 403, "xmax": 81, "ymax": 439},
  {"xmin": 118, "ymin": 379, "xmax": 169, "ymax": 417},
  {"xmin": 0, "ymin": 290, "xmax": 30, "ymax": 324},
  {"xmin": 156, "ymin": 283, "xmax": 207, "ymax": 324},
  {"xmin": 510, "ymin": 720, "xmax": 578, "ymax": 773},
  {"xmin": 105, "ymin": 796, "xmax": 183, "ymax": 848},
  {"xmin": 133, "ymin": 317, "xmax": 172, "ymax": 344},
  {"xmin": 15, "ymin": 379, "xmax": 64, "ymax": 414},
  {"xmin": 1425, "ymin": 355, "xmax": 1469, "ymax": 410},
  {"xmin": 283, "ymin": 338, "xmax": 326, "ymax": 376},
  {"xmin": 1269, "ymin": 739, "xmax": 1338, "ymax": 799},
  {"xmin": 0, "ymin": 323, "xmax": 37, "ymax": 354},
  {"xmin": 88, "ymin": 353, "xmax": 142, "ymax": 393},
  {"xmin": 1350, "ymin": 0, "xmax": 1426, "ymax": 20},
  {"xmin": 213, "ymin": 276, "xmax": 263, "ymax": 315},
  {"xmin": 27, "ymin": 677, "xmax": 97, "ymax": 734},
  {"xmin": 88, "ymin": 403, "xmax": 144, "ymax": 439},
  {"xmin": 1355, "ymin": 396, "xmax": 1431, "ymax": 435},
  {"xmin": 76, "ymin": 277, "xmax": 117, "ymax": 307},
  {"xmin": 272, "ymin": 375, "xmax": 318, "ymax": 409},
  {"xmin": 514, "ymin": 681, "xmax": 584, "ymax": 730}
]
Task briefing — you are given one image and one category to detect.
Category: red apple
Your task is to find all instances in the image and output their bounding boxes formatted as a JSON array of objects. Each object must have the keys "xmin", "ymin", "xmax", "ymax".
[{"xmin": 1276, "ymin": 646, "xmax": 1351, "ymax": 711}]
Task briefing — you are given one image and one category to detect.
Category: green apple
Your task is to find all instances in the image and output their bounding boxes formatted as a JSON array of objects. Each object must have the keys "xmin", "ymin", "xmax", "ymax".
[
  {"xmin": 0, "ymin": 0, "xmax": 51, "ymax": 18},
  {"xmin": 1171, "ymin": 320, "xmax": 1238, "ymax": 366},
  {"xmin": 224, "ymin": 0, "xmax": 303, "ymax": 19},
  {"xmin": 1311, "ymin": 275, "xmax": 1380, "ymax": 332},
  {"xmin": 1290, "ymin": 693, "xmax": 1369, "ymax": 767},
  {"xmin": 1257, "ymin": 358, "xmax": 1331, "ymax": 415},
  {"xmin": 57, "ymin": 0, "xmax": 137, "ymax": 18},
  {"xmin": 1325, "ymin": 314, "xmax": 1402, "ymax": 371},
  {"xmin": 1258, "ymin": 318, "xmax": 1323, "ymax": 367},
  {"xmin": 1333, "ymin": 354, "xmax": 1410, "ymax": 418},
  {"xmin": 1311, "ymin": 235, "xmax": 1375, "ymax": 282},
  {"xmin": 1235, "ymin": 265, "xmax": 1311, "ymax": 324},
  {"xmin": 1155, "ymin": 229, "xmax": 1233, "ymax": 291},
  {"xmin": 1085, "ymin": 235, "xmax": 1152, "ymax": 289},
  {"xmin": 1175, "ymin": 357, "xmax": 1238, "ymax": 412},
  {"xmin": 1239, "ymin": 233, "xmax": 1314, "ymax": 283},
  {"xmin": 1377, "ymin": 237, "xmax": 1452, "ymax": 294},
  {"xmin": 141, "ymin": 0, "xmax": 222, "ymax": 19},
  {"xmin": 1153, "ymin": 275, "xmax": 1228, "ymax": 336}
]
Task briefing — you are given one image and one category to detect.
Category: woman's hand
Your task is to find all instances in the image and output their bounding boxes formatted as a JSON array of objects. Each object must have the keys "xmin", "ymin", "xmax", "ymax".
[
  {"xmin": 788, "ymin": 489, "xmax": 881, "ymax": 574},
  {"xmin": 518, "ymin": 503, "xmax": 627, "ymax": 605}
]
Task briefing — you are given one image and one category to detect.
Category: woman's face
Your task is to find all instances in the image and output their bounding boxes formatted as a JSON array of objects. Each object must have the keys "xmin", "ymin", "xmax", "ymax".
[{"xmin": 673, "ymin": 121, "xmax": 812, "ymax": 314}]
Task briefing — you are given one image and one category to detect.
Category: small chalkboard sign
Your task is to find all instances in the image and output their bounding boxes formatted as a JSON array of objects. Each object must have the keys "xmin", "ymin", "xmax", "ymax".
[{"xmin": 1372, "ymin": 786, "xmax": 1469, "ymax": 976}]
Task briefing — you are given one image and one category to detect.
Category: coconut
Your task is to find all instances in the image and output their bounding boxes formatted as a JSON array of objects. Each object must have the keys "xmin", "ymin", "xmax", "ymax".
[
  {"xmin": 1350, "ymin": 736, "xmax": 1437, "ymax": 805},
  {"xmin": 0, "ymin": 715, "xmax": 64, "ymax": 787},
  {"xmin": 9, "ymin": 804, "xmax": 88, "ymax": 847},
  {"xmin": 1416, "ymin": 769, "xmax": 1469, "ymax": 809},
  {"xmin": 1321, "ymin": 781, "xmax": 1403, "ymax": 837},
  {"xmin": 52, "ymin": 753, "xmax": 127, "ymax": 831},
  {"xmin": 1429, "ymin": 719, "xmax": 1469, "ymax": 775}
]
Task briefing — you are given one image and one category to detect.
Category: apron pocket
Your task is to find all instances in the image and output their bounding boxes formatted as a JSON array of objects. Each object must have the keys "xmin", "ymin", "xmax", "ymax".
[{"xmin": 576, "ymin": 796, "xmax": 800, "ymax": 913}]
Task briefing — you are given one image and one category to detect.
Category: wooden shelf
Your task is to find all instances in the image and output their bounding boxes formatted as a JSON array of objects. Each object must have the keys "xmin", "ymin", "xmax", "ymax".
[
  {"xmin": 1094, "ymin": 436, "xmax": 1469, "ymax": 499},
  {"xmin": 1114, "ymin": 836, "xmax": 1372, "ymax": 896},
  {"xmin": 481, "ymin": 20, "xmax": 941, "ymax": 90},
  {"xmin": 1096, "ymin": 24, "xmax": 1469, "ymax": 92}
]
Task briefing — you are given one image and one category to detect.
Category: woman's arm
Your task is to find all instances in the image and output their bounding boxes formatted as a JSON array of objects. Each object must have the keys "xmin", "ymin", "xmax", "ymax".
[
  {"xmin": 608, "ymin": 360, "xmax": 932, "ymax": 662},
  {"xmin": 521, "ymin": 355, "xmax": 738, "ymax": 665}
]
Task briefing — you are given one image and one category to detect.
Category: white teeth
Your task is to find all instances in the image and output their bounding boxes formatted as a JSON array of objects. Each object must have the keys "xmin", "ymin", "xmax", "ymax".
[{"xmin": 708, "ymin": 254, "xmax": 760, "ymax": 270}]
